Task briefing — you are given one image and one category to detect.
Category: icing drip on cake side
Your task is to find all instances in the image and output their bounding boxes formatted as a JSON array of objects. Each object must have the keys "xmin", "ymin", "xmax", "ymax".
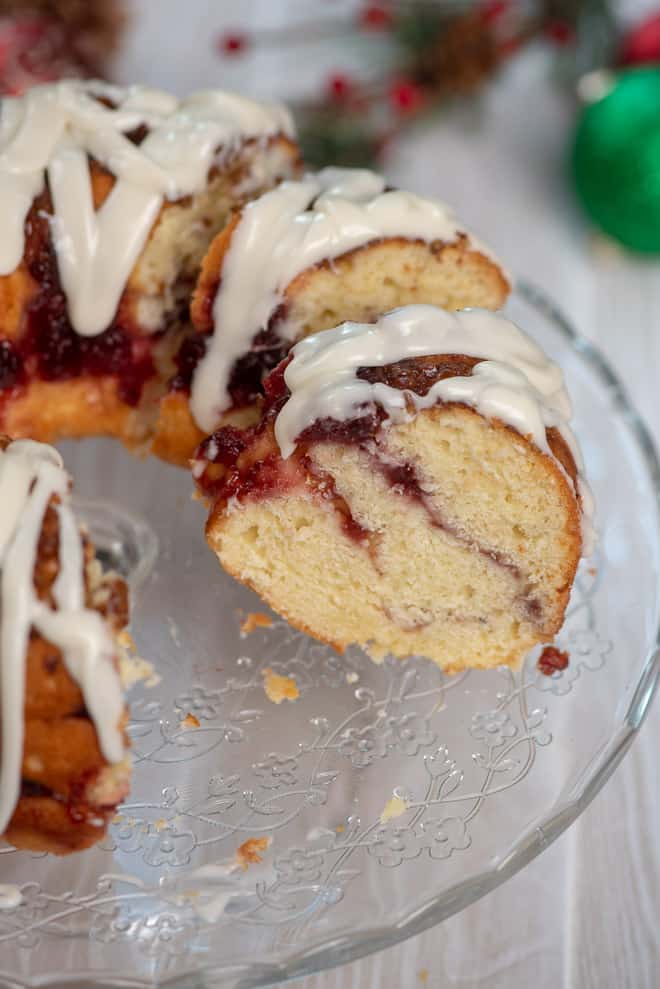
[
  {"xmin": 274, "ymin": 305, "xmax": 595, "ymax": 554},
  {"xmin": 190, "ymin": 167, "xmax": 498, "ymax": 432},
  {"xmin": 0, "ymin": 439, "xmax": 125, "ymax": 834},
  {"xmin": 0, "ymin": 80, "xmax": 294, "ymax": 336}
]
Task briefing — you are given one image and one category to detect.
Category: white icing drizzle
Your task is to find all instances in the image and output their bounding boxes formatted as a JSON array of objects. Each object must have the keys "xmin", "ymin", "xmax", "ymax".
[
  {"xmin": 190, "ymin": 166, "xmax": 500, "ymax": 432},
  {"xmin": 274, "ymin": 305, "xmax": 595, "ymax": 554},
  {"xmin": 0, "ymin": 439, "xmax": 125, "ymax": 835},
  {"xmin": 0, "ymin": 79, "xmax": 294, "ymax": 335}
]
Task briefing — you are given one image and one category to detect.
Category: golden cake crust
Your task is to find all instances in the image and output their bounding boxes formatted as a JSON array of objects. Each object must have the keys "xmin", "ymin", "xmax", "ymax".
[
  {"xmin": 0, "ymin": 377, "xmax": 151, "ymax": 449},
  {"xmin": 4, "ymin": 795, "xmax": 114, "ymax": 854}
]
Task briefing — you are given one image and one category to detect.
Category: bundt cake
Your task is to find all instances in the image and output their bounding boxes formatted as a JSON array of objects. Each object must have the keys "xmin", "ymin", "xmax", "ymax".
[
  {"xmin": 0, "ymin": 79, "xmax": 300, "ymax": 453},
  {"xmin": 195, "ymin": 305, "xmax": 594, "ymax": 672},
  {"xmin": 0, "ymin": 436, "xmax": 130, "ymax": 854},
  {"xmin": 0, "ymin": 75, "xmax": 598, "ymax": 868},
  {"xmin": 156, "ymin": 167, "xmax": 510, "ymax": 464}
]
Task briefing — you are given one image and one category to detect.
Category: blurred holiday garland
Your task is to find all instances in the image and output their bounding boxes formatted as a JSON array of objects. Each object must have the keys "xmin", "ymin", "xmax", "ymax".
[
  {"xmin": 219, "ymin": 0, "xmax": 660, "ymax": 253},
  {"xmin": 1, "ymin": 0, "xmax": 660, "ymax": 252},
  {"xmin": 218, "ymin": 0, "xmax": 620, "ymax": 168}
]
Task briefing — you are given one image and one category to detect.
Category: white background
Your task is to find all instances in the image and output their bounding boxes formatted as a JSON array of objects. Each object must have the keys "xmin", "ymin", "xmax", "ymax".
[{"xmin": 114, "ymin": 3, "xmax": 660, "ymax": 985}]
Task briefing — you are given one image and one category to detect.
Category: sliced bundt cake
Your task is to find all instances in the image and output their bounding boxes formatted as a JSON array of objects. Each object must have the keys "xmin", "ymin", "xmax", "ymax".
[
  {"xmin": 155, "ymin": 167, "xmax": 509, "ymax": 464},
  {"xmin": 0, "ymin": 79, "xmax": 300, "ymax": 452},
  {"xmin": 0, "ymin": 436, "xmax": 131, "ymax": 853},
  {"xmin": 195, "ymin": 305, "xmax": 593, "ymax": 672}
]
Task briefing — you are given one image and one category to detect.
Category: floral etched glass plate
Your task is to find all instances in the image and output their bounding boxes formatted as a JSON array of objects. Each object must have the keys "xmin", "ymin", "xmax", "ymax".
[{"xmin": 1, "ymin": 283, "xmax": 659, "ymax": 989}]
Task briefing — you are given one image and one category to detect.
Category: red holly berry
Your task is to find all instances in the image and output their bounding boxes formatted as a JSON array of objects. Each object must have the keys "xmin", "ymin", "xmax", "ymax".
[
  {"xmin": 326, "ymin": 72, "xmax": 353, "ymax": 103},
  {"xmin": 217, "ymin": 32, "xmax": 248, "ymax": 56},
  {"xmin": 497, "ymin": 34, "xmax": 524, "ymax": 57},
  {"xmin": 481, "ymin": 1, "xmax": 509, "ymax": 24},
  {"xmin": 620, "ymin": 13, "xmax": 660, "ymax": 66},
  {"xmin": 359, "ymin": 5, "xmax": 393, "ymax": 30},
  {"xmin": 389, "ymin": 78, "xmax": 424, "ymax": 114},
  {"xmin": 544, "ymin": 20, "xmax": 574, "ymax": 45}
]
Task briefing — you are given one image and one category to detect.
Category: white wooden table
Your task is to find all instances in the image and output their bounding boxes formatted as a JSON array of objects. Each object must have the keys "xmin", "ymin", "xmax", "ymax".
[{"xmin": 115, "ymin": 6, "xmax": 660, "ymax": 985}]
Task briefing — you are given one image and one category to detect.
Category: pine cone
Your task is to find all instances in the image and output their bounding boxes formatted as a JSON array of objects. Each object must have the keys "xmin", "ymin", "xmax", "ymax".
[
  {"xmin": 415, "ymin": 11, "xmax": 499, "ymax": 94},
  {"xmin": 0, "ymin": 0, "xmax": 127, "ymax": 72}
]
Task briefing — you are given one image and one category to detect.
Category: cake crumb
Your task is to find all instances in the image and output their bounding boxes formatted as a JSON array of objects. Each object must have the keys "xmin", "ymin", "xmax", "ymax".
[
  {"xmin": 120, "ymin": 652, "xmax": 161, "ymax": 689},
  {"xmin": 117, "ymin": 630, "xmax": 136, "ymax": 650},
  {"xmin": 240, "ymin": 611, "xmax": 273, "ymax": 635},
  {"xmin": 418, "ymin": 969, "xmax": 429, "ymax": 984},
  {"xmin": 154, "ymin": 818, "xmax": 168, "ymax": 832},
  {"xmin": 168, "ymin": 616, "xmax": 182, "ymax": 648},
  {"xmin": 335, "ymin": 825, "xmax": 345, "ymax": 833},
  {"xmin": 380, "ymin": 795, "xmax": 409, "ymax": 824},
  {"xmin": 262, "ymin": 667, "xmax": 299, "ymax": 704},
  {"xmin": 537, "ymin": 646, "xmax": 569, "ymax": 676},
  {"xmin": 181, "ymin": 712, "xmax": 200, "ymax": 729},
  {"xmin": 346, "ymin": 671, "xmax": 359, "ymax": 684},
  {"xmin": 235, "ymin": 836, "xmax": 271, "ymax": 870}
]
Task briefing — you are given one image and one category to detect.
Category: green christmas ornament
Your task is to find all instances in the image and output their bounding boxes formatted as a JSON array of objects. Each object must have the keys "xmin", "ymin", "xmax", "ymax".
[{"xmin": 571, "ymin": 67, "xmax": 660, "ymax": 253}]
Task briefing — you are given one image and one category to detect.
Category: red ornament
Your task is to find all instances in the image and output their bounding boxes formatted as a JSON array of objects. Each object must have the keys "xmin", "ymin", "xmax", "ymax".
[
  {"xmin": 217, "ymin": 32, "xmax": 249, "ymax": 56},
  {"xmin": 544, "ymin": 20, "xmax": 575, "ymax": 45},
  {"xmin": 359, "ymin": 5, "xmax": 394, "ymax": 31},
  {"xmin": 326, "ymin": 72, "xmax": 354, "ymax": 103},
  {"xmin": 620, "ymin": 13, "xmax": 660, "ymax": 66},
  {"xmin": 389, "ymin": 78, "xmax": 424, "ymax": 114}
]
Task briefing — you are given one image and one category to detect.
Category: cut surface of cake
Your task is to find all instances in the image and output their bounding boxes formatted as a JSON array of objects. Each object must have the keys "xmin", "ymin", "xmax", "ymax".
[
  {"xmin": 0, "ymin": 79, "xmax": 300, "ymax": 455},
  {"xmin": 195, "ymin": 305, "xmax": 594, "ymax": 672},
  {"xmin": 0, "ymin": 436, "xmax": 130, "ymax": 854},
  {"xmin": 160, "ymin": 167, "xmax": 510, "ymax": 464}
]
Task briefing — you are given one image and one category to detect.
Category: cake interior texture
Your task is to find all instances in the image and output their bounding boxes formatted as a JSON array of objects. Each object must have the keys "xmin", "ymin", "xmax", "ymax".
[
  {"xmin": 207, "ymin": 403, "xmax": 580, "ymax": 671},
  {"xmin": 280, "ymin": 237, "xmax": 509, "ymax": 341},
  {"xmin": 199, "ymin": 307, "xmax": 586, "ymax": 674}
]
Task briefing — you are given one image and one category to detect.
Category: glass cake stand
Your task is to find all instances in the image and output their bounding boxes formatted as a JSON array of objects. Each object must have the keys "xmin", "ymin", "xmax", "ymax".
[{"xmin": 1, "ymin": 283, "xmax": 659, "ymax": 989}]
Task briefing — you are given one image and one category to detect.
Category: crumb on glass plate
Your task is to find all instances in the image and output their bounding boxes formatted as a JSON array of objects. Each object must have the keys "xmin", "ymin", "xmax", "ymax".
[
  {"xmin": 380, "ymin": 795, "xmax": 409, "ymax": 824},
  {"xmin": 240, "ymin": 611, "xmax": 273, "ymax": 635},
  {"xmin": 262, "ymin": 667, "xmax": 299, "ymax": 703},
  {"xmin": 235, "ymin": 836, "xmax": 271, "ymax": 870},
  {"xmin": 120, "ymin": 650, "xmax": 161, "ymax": 689}
]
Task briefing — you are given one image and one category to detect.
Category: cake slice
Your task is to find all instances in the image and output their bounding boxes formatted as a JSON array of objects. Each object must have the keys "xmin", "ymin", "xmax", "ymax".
[
  {"xmin": 0, "ymin": 79, "xmax": 300, "ymax": 455},
  {"xmin": 0, "ymin": 436, "xmax": 131, "ymax": 854},
  {"xmin": 195, "ymin": 305, "xmax": 593, "ymax": 672},
  {"xmin": 156, "ymin": 167, "xmax": 510, "ymax": 464}
]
